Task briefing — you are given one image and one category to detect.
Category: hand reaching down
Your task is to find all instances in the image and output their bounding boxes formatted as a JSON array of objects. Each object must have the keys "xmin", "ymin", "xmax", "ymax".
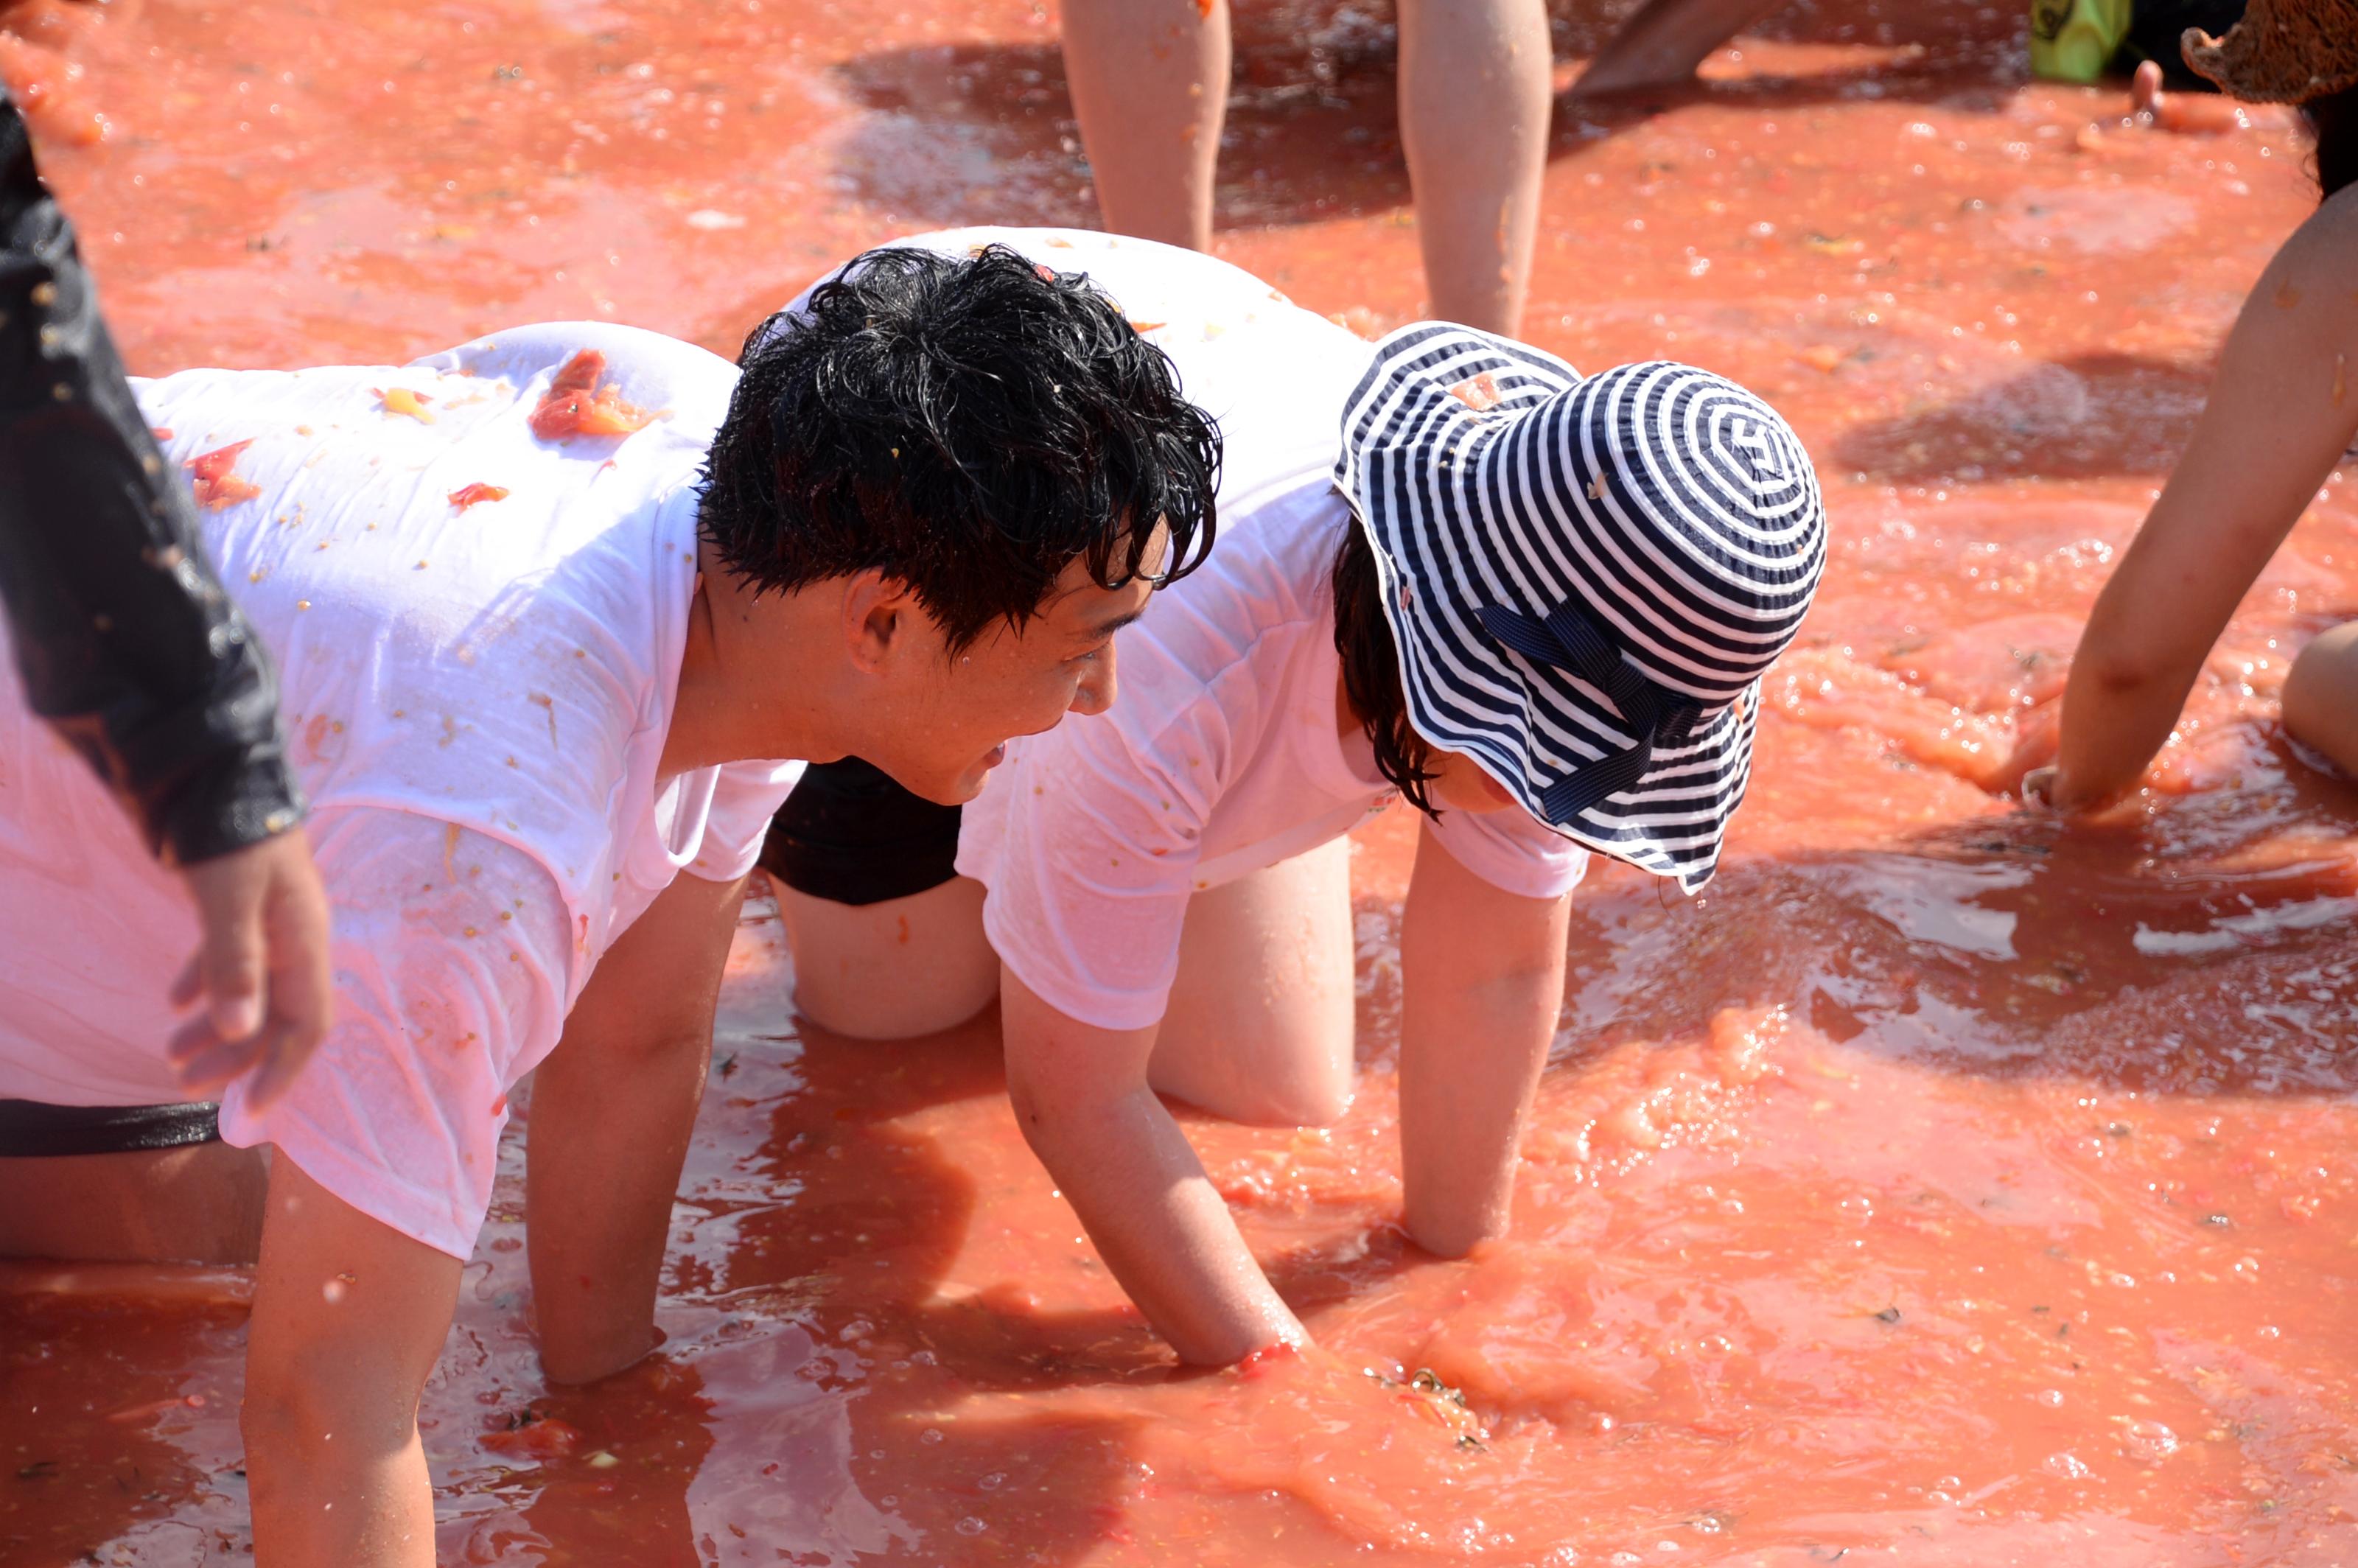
[{"xmin": 167, "ymin": 830, "xmax": 335, "ymax": 1110}]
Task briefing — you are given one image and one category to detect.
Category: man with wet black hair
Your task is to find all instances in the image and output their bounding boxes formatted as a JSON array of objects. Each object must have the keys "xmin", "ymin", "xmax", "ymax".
[
  {"xmin": 702, "ymin": 244, "xmax": 1220, "ymax": 802},
  {"xmin": 0, "ymin": 239, "xmax": 1218, "ymax": 1567}
]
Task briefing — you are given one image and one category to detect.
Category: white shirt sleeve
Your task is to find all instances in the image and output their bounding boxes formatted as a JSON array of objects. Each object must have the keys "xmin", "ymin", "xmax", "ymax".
[
  {"xmin": 1424, "ymin": 805, "xmax": 1592, "ymax": 901},
  {"xmin": 216, "ymin": 804, "xmax": 571, "ymax": 1261},
  {"xmin": 960, "ymin": 701, "xmax": 1233, "ymax": 1035},
  {"xmin": 689, "ymin": 759, "xmax": 803, "ymax": 883}
]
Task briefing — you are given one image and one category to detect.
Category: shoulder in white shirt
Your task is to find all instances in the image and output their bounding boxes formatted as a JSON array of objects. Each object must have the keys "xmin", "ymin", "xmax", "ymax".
[{"xmin": 0, "ymin": 323, "xmax": 797, "ymax": 1258}]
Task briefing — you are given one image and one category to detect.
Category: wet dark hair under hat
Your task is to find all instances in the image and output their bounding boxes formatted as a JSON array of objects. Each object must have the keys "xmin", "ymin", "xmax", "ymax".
[{"xmin": 1334, "ymin": 326, "xmax": 1827, "ymax": 892}]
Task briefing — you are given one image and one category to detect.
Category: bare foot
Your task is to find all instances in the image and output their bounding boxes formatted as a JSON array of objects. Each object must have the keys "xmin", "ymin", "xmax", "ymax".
[{"xmin": 1570, "ymin": 0, "xmax": 1784, "ymax": 97}]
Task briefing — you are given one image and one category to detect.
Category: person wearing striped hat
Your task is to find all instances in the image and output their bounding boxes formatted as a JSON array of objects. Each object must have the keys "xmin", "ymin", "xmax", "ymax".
[
  {"xmin": 768, "ymin": 227, "xmax": 1826, "ymax": 1365},
  {"xmin": 2036, "ymin": 0, "xmax": 2358, "ymax": 811}
]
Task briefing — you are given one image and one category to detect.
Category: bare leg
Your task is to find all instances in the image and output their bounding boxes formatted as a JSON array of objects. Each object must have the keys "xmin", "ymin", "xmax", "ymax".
[
  {"xmin": 1062, "ymin": 0, "xmax": 1231, "ymax": 248},
  {"xmin": 242, "ymin": 1157, "xmax": 459, "ymax": 1568},
  {"xmin": 1570, "ymin": 0, "xmax": 1784, "ymax": 97},
  {"xmin": 0, "ymin": 1139, "xmax": 267, "ymax": 1264},
  {"xmin": 1396, "ymin": 0, "xmax": 1553, "ymax": 335},
  {"xmin": 1150, "ymin": 834, "xmax": 1356, "ymax": 1127},
  {"xmin": 775, "ymin": 876, "xmax": 998, "ymax": 1040},
  {"xmin": 2284, "ymin": 621, "xmax": 2358, "ymax": 777}
]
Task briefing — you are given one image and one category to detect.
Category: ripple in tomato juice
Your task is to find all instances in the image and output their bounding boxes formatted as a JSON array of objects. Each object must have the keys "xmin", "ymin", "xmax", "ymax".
[{"xmin": 4, "ymin": 0, "xmax": 2357, "ymax": 1560}]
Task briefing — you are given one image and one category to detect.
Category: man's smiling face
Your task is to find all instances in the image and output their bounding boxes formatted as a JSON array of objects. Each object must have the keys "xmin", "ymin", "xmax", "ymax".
[{"xmin": 850, "ymin": 522, "xmax": 1169, "ymax": 805}]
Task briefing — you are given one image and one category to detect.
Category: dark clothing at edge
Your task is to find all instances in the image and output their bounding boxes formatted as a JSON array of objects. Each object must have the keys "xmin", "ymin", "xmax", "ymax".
[{"xmin": 0, "ymin": 89, "xmax": 301, "ymax": 866}]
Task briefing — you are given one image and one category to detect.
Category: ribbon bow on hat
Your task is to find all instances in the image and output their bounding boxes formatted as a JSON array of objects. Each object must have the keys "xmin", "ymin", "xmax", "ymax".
[{"xmin": 1476, "ymin": 601, "xmax": 1709, "ymax": 822}]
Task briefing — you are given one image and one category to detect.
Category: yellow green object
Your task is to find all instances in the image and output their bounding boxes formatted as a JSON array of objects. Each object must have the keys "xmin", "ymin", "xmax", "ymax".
[{"xmin": 2029, "ymin": 0, "xmax": 2134, "ymax": 82}]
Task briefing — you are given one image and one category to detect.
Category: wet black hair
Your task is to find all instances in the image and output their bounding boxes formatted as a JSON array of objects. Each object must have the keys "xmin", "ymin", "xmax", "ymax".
[
  {"xmin": 2303, "ymin": 84, "xmax": 2358, "ymax": 200},
  {"xmin": 1332, "ymin": 520, "xmax": 1441, "ymax": 815},
  {"xmin": 699, "ymin": 243, "xmax": 1222, "ymax": 651}
]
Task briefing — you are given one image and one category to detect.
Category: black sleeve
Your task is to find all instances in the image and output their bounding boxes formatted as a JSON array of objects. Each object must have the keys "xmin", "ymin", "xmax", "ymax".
[{"xmin": 0, "ymin": 91, "xmax": 302, "ymax": 866}]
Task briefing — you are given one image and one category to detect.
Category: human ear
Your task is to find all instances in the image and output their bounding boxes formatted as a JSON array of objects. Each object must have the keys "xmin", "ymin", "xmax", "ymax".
[{"xmin": 841, "ymin": 569, "xmax": 914, "ymax": 674}]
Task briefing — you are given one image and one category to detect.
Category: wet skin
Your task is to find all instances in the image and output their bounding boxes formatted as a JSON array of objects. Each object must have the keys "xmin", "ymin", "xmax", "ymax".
[{"xmin": 9, "ymin": 0, "xmax": 2358, "ymax": 1562}]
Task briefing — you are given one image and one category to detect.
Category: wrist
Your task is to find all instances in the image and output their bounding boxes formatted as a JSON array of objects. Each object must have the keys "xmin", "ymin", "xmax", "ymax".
[{"xmin": 162, "ymin": 752, "xmax": 307, "ymax": 867}]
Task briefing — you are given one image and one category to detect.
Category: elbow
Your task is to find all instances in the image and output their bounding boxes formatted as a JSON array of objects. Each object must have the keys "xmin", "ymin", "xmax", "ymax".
[
  {"xmin": 239, "ymin": 1340, "xmax": 411, "ymax": 1497},
  {"xmin": 1005, "ymin": 1062, "xmax": 1053, "ymax": 1139},
  {"xmin": 1006, "ymin": 1054, "xmax": 1144, "ymax": 1175},
  {"xmin": 1005, "ymin": 1057, "xmax": 1092, "ymax": 1150}
]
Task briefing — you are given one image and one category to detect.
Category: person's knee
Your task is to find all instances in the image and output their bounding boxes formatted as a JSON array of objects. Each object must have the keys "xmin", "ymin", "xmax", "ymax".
[
  {"xmin": 779, "ymin": 881, "xmax": 997, "ymax": 1040},
  {"xmin": 242, "ymin": 1158, "xmax": 461, "ymax": 1465},
  {"xmin": 241, "ymin": 1331, "xmax": 414, "ymax": 1460},
  {"xmin": 238, "ymin": 1356, "xmax": 315, "ymax": 1459},
  {"xmin": 2284, "ymin": 622, "xmax": 2358, "ymax": 773},
  {"xmin": 1154, "ymin": 1035, "xmax": 1355, "ymax": 1127},
  {"xmin": 1245, "ymin": 1067, "xmax": 1354, "ymax": 1130}
]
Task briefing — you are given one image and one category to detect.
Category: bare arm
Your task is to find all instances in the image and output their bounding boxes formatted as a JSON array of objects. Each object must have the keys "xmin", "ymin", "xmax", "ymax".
[
  {"xmin": 1396, "ymin": 816, "xmax": 1572, "ymax": 1256},
  {"xmin": 529, "ymin": 867, "xmax": 749, "ymax": 1384},
  {"xmin": 2051, "ymin": 195, "xmax": 2358, "ymax": 811},
  {"xmin": 1000, "ymin": 967, "xmax": 1305, "ymax": 1365}
]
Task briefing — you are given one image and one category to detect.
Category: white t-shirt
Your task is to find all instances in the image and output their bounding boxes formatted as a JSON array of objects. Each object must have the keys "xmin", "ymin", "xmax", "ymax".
[
  {"xmin": 889, "ymin": 229, "xmax": 1589, "ymax": 1034},
  {"xmin": 0, "ymin": 322, "xmax": 798, "ymax": 1258}
]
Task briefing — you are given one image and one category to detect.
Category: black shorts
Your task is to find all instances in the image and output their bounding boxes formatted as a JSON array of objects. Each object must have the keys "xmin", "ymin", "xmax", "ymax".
[
  {"xmin": 0, "ymin": 1099, "xmax": 223, "ymax": 1158},
  {"xmin": 761, "ymin": 757, "xmax": 964, "ymax": 907}
]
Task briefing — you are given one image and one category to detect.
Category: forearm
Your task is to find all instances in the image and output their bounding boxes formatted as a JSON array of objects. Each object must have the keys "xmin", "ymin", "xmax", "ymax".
[
  {"xmin": 2051, "ymin": 511, "xmax": 2240, "ymax": 809},
  {"xmin": 2051, "ymin": 207, "xmax": 2358, "ymax": 808},
  {"xmin": 528, "ymin": 871, "xmax": 746, "ymax": 1384},
  {"xmin": 1396, "ymin": 959, "xmax": 1564, "ymax": 1256},
  {"xmin": 1013, "ymin": 1075, "xmax": 1303, "ymax": 1364},
  {"xmin": 1396, "ymin": 830, "xmax": 1572, "ymax": 1257},
  {"xmin": 0, "ymin": 90, "xmax": 299, "ymax": 864},
  {"xmin": 2051, "ymin": 620, "xmax": 2206, "ymax": 808},
  {"xmin": 527, "ymin": 1020, "xmax": 712, "ymax": 1383}
]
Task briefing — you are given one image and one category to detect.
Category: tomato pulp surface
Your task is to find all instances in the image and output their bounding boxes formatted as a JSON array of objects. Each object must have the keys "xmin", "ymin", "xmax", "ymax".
[{"xmin": 4, "ymin": 0, "xmax": 2357, "ymax": 1561}]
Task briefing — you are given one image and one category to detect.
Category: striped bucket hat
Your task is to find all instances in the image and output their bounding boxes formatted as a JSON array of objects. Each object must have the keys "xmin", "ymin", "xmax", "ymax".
[{"xmin": 1333, "ymin": 325, "xmax": 1826, "ymax": 892}]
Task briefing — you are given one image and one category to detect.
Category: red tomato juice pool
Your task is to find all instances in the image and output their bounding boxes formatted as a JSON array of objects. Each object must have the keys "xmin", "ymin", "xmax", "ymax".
[{"xmin": 4, "ymin": 0, "xmax": 2357, "ymax": 1561}]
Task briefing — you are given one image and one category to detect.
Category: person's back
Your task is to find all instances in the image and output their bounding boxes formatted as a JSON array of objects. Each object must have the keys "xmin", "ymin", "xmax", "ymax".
[{"xmin": 0, "ymin": 321, "xmax": 794, "ymax": 1239}]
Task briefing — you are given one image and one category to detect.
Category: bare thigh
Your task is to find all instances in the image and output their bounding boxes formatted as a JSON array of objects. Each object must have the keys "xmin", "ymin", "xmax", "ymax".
[
  {"xmin": 2285, "ymin": 620, "xmax": 2358, "ymax": 778},
  {"xmin": 1150, "ymin": 834, "xmax": 1357, "ymax": 1127},
  {"xmin": 0, "ymin": 1140, "xmax": 269, "ymax": 1265},
  {"xmin": 776, "ymin": 876, "xmax": 999, "ymax": 1040}
]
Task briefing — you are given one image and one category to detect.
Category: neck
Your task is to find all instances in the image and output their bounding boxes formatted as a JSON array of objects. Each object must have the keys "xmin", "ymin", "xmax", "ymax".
[{"xmin": 659, "ymin": 540, "xmax": 840, "ymax": 778}]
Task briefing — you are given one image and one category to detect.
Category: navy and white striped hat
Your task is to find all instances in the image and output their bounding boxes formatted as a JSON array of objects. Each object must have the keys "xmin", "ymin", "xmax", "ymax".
[{"xmin": 1333, "ymin": 325, "xmax": 1825, "ymax": 892}]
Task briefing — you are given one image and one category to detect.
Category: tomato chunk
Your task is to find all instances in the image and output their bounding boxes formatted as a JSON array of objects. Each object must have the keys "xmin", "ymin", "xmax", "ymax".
[
  {"xmin": 377, "ymin": 386, "xmax": 436, "ymax": 423},
  {"xmin": 185, "ymin": 440, "xmax": 262, "ymax": 511},
  {"xmin": 530, "ymin": 350, "xmax": 654, "ymax": 441},
  {"xmin": 447, "ymin": 483, "xmax": 511, "ymax": 513}
]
